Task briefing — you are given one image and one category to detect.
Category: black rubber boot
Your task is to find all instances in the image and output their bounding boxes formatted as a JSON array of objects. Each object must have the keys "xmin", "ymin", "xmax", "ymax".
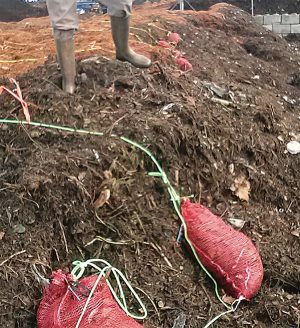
[
  {"xmin": 54, "ymin": 29, "xmax": 76, "ymax": 94},
  {"xmin": 110, "ymin": 16, "xmax": 151, "ymax": 69}
]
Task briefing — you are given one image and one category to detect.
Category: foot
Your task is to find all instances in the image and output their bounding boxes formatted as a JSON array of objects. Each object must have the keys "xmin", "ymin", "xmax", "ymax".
[
  {"xmin": 62, "ymin": 80, "xmax": 76, "ymax": 94},
  {"xmin": 116, "ymin": 48, "xmax": 151, "ymax": 69}
]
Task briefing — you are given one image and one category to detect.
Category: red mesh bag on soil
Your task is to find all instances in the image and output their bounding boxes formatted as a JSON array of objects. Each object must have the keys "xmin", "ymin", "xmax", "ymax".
[
  {"xmin": 181, "ymin": 199, "xmax": 263, "ymax": 300},
  {"xmin": 37, "ymin": 270, "xmax": 143, "ymax": 328}
]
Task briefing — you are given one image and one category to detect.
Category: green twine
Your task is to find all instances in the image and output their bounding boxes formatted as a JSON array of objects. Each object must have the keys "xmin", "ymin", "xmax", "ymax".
[
  {"xmin": 71, "ymin": 259, "xmax": 147, "ymax": 327},
  {"xmin": 0, "ymin": 118, "xmax": 242, "ymax": 326}
]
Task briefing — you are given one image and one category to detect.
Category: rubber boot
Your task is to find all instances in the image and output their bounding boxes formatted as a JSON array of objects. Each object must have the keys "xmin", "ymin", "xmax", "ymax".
[
  {"xmin": 110, "ymin": 16, "xmax": 151, "ymax": 69},
  {"xmin": 54, "ymin": 29, "xmax": 76, "ymax": 94}
]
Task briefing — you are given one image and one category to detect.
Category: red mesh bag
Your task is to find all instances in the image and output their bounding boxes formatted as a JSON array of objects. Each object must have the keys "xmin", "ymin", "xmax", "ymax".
[
  {"xmin": 181, "ymin": 199, "xmax": 263, "ymax": 300},
  {"xmin": 37, "ymin": 270, "xmax": 144, "ymax": 328},
  {"xmin": 167, "ymin": 32, "xmax": 182, "ymax": 44},
  {"xmin": 176, "ymin": 57, "xmax": 193, "ymax": 71},
  {"xmin": 158, "ymin": 40, "xmax": 170, "ymax": 48}
]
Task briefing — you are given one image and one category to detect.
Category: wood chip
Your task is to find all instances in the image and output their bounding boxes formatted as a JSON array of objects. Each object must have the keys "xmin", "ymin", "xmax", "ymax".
[{"xmin": 94, "ymin": 189, "xmax": 111, "ymax": 209}]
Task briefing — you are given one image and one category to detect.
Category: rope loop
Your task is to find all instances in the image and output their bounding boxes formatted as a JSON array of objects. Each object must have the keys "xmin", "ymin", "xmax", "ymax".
[{"xmin": 71, "ymin": 259, "xmax": 147, "ymax": 328}]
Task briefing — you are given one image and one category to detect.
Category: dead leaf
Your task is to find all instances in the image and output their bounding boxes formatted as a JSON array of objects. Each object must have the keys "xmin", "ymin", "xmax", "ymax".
[
  {"xmin": 94, "ymin": 189, "xmax": 111, "ymax": 209},
  {"xmin": 184, "ymin": 95, "xmax": 196, "ymax": 107},
  {"xmin": 13, "ymin": 224, "xmax": 26, "ymax": 234},
  {"xmin": 0, "ymin": 232, "xmax": 5, "ymax": 240},
  {"xmin": 222, "ymin": 295, "xmax": 236, "ymax": 304},
  {"xmin": 230, "ymin": 176, "xmax": 250, "ymax": 202},
  {"xmin": 78, "ymin": 171, "xmax": 86, "ymax": 181},
  {"xmin": 291, "ymin": 229, "xmax": 299, "ymax": 238},
  {"xmin": 227, "ymin": 218, "xmax": 246, "ymax": 229},
  {"xmin": 103, "ymin": 170, "xmax": 113, "ymax": 180}
]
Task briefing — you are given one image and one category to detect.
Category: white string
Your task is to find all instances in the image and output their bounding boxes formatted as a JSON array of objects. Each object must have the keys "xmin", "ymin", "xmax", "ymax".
[
  {"xmin": 71, "ymin": 259, "xmax": 147, "ymax": 328},
  {"xmin": 203, "ymin": 296, "xmax": 244, "ymax": 328}
]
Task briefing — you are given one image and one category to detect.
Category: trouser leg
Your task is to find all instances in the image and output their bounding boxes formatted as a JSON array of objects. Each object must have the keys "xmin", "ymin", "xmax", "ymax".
[{"xmin": 46, "ymin": 0, "xmax": 78, "ymax": 30}]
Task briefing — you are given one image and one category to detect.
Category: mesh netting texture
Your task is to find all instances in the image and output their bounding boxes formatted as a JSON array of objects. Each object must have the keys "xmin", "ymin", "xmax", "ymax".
[
  {"xmin": 181, "ymin": 199, "xmax": 263, "ymax": 300},
  {"xmin": 37, "ymin": 270, "xmax": 144, "ymax": 328}
]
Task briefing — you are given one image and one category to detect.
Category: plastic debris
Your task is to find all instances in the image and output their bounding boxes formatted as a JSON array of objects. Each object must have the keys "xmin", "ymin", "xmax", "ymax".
[
  {"xmin": 227, "ymin": 218, "xmax": 246, "ymax": 230},
  {"xmin": 13, "ymin": 224, "xmax": 26, "ymax": 234},
  {"xmin": 172, "ymin": 313, "xmax": 187, "ymax": 328},
  {"xmin": 160, "ymin": 103, "xmax": 175, "ymax": 114},
  {"xmin": 203, "ymin": 81, "xmax": 228, "ymax": 98},
  {"xmin": 287, "ymin": 141, "xmax": 300, "ymax": 154}
]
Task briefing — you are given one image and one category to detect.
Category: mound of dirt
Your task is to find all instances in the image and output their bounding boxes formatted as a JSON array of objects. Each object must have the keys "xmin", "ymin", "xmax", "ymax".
[
  {"xmin": 0, "ymin": 3, "xmax": 299, "ymax": 328},
  {"xmin": 0, "ymin": 0, "xmax": 47, "ymax": 22}
]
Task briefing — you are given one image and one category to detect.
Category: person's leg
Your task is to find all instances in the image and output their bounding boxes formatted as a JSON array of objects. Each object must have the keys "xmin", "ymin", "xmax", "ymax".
[
  {"xmin": 101, "ymin": 0, "xmax": 151, "ymax": 68},
  {"xmin": 46, "ymin": 0, "xmax": 77, "ymax": 93}
]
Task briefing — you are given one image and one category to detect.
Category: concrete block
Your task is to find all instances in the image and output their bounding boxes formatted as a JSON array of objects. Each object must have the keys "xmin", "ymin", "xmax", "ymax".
[
  {"xmin": 263, "ymin": 24, "xmax": 273, "ymax": 31},
  {"xmin": 282, "ymin": 14, "xmax": 299, "ymax": 24},
  {"xmin": 272, "ymin": 24, "xmax": 291, "ymax": 34},
  {"xmin": 291, "ymin": 24, "xmax": 300, "ymax": 34},
  {"xmin": 263, "ymin": 14, "xmax": 281, "ymax": 25},
  {"xmin": 254, "ymin": 15, "xmax": 264, "ymax": 25}
]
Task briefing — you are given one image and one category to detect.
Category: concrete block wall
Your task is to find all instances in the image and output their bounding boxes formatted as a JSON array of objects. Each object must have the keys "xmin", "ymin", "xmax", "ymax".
[{"xmin": 254, "ymin": 14, "xmax": 300, "ymax": 36}]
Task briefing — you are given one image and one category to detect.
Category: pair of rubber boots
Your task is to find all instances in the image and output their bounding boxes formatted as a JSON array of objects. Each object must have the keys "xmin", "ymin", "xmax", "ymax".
[{"xmin": 55, "ymin": 16, "xmax": 151, "ymax": 94}]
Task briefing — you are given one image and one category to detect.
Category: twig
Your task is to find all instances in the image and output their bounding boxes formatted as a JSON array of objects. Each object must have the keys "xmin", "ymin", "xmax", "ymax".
[
  {"xmin": 220, "ymin": 207, "xmax": 229, "ymax": 218},
  {"xmin": 147, "ymin": 23, "xmax": 169, "ymax": 33},
  {"xmin": 286, "ymin": 199, "xmax": 294, "ymax": 213},
  {"xmin": 41, "ymin": 78, "xmax": 62, "ymax": 91},
  {"xmin": 130, "ymin": 33, "xmax": 155, "ymax": 47},
  {"xmin": 106, "ymin": 114, "xmax": 129, "ymax": 135},
  {"xmin": 130, "ymin": 27, "xmax": 157, "ymax": 42},
  {"xmin": 58, "ymin": 219, "xmax": 69, "ymax": 254},
  {"xmin": 134, "ymin": 285, "xmax": 160, "ymax": 319},
  {"xmin": 148, "ymin": 242, "xmax": 174, "ymax": 269},
  {"xmin": 95, "ymin": 212, "xmax": 118, "ymax": 233},
  {"xmin": 200, "ymin": 283, "xmax": 213, "ymax": 318},
  {"xmin": 85, "ymin": 236, "xmax": 133, "ymax": 247},
  {"xmin": 75, "ymin": 47, "xmax": 114, "ymax": 54},
  {"xmin": 31, "ymin": 264, "xmax": 50, "ymax": 285},
  {"xmin": 0, "ymin": 250, "xmax": 26, "ymax": 267},
  {"xmin": 0, "ymin": 59, "xmax": 37, "ymax": 63},
  {"xmin": 134, "ymin": 212, "xmax": 146, "ymax": 235}
]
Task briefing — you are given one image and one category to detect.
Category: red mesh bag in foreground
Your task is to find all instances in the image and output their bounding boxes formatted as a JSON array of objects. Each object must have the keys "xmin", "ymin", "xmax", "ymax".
[
  {"xmin": 37, "ymin": 270, "xmax": 143, "ymax": 328},
  {"xmin": 181, "ymin": 199, "xmax": 263, "ymax": 300}
]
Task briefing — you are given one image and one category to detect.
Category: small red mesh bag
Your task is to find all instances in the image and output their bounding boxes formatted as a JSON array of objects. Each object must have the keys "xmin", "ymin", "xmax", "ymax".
[
  {"xmin": 37, "ymin": 270, "xmax": 143, "ymax": 328},
  {"xmin": 181, "ymin": 199, "xmax": 263, "ymax": 300}
]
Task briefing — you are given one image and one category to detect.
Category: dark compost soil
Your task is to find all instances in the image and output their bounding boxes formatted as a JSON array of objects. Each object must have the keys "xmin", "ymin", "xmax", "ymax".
[{"xmin": 0, "ymin": 5, "xmax": 299, "ymax": 328}]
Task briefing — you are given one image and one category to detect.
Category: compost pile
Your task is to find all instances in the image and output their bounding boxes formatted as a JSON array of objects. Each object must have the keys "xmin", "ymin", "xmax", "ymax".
[
  {"xmin": 0, "ymin": 0, "xmax": 47, "ymax": 22},
  {"xmin": 0, "ymin": 4, "xmax": 299, "ymax": 328}
]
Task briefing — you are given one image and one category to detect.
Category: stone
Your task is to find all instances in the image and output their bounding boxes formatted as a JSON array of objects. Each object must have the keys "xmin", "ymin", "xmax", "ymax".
[
  {"xmin": 263, "ymin": 25, "xmax": 273, "ymax": 31},
  {"xmin": 291, "ymin": 24, "xmax": 300, "ymax": 34},
  {"xmin": 282, "ymin": 14, "xmax": 299, "ymax": 24},
  {"xmin": 263, "ymin": 14, "xmax": 281, "ymax": 25},
  {"xmin": 253, "ymin": 15, "xmax": 264, "ymax": 25},
  {"xmin": 272, "ymin": 24, "xmax": 291, "ymax": 34},
  {"xmin": 13, "ymin": 224, "xmax": 26, "ymax": 234}
]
